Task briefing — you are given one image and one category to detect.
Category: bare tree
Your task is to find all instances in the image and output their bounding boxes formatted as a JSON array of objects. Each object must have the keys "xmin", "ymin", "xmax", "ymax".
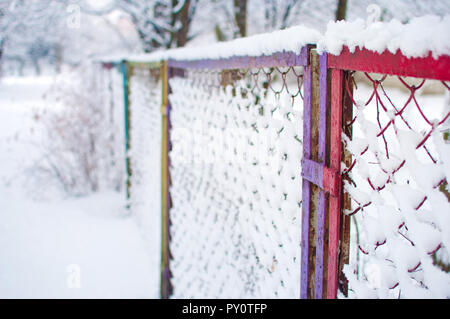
[
  {"xmin": 212, "ymin": 0, "xmax": 302, "ymax": 41},
  {"xmin": 335, "ymin": 0, "xmax": 347, "ymax": 21},
  {"xmin": 260, "ymin": 0, "xmax": 302, "ymax": 31},
  {"xmin": 79, "ymin": 0, "xmax": 199, "ymax": 52},
  {"xmin": 234, "ymin": 0, "xmax": 247, "ymax": 38},
  {"xmin": 170, "ymin": 0, "xmax": 196, "ymax": 47},
  {"xmin": 0, "ymin": 0, "xmax": 66, "ymax": 76}
]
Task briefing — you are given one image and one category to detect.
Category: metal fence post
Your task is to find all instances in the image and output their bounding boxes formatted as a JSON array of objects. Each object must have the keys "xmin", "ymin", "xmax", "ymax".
[
  {"xmin": 300, "ymin": 51, "xmax": 312, "ymax": 298},
  {"xmin": 325, "ymin": 66, "xmax": 352, "ymax": 299},
  {"xmin": 337, "ymin": 71, "xmax": 352, "ymax": 298},
  {"xmin": 314, "ymin": 51, "xmax": 329, "ymax": 299},
  {"xmin": 121, "ymin": 60, "xmax": 132, "ymax": 205},
  {"xmin": 301, "ymin": 49, "xmax": 350, "ymax": 299},
  {"xmin": 301, "ymin": 48, "xmax": 321, "ymax": 299},
  {"xmin": 160, "ymin": 60, "xmax": 173, "ymax": 299}
]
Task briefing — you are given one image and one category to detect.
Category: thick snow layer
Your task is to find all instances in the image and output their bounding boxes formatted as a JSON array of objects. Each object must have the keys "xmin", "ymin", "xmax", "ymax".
[
  {"xmin": 343, "ymin": 81, "xmax": 450, "ymax": 299},
  {"xmin": 0, "ymin": 189, "xmax": 157, "ymax": 298},
  {"xmin": 317, "ymin": 15, "xmax": 450, "ymax": 58},
  {"xmin": 104, "ymin": 24, "xmax": 322, "ymax": 63},
  {"xmin": 99, "ymin": 15, "xmax": 450, "ymax": 65}
]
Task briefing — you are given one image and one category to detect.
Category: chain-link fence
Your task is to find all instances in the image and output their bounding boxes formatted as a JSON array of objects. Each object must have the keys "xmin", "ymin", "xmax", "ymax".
[
  {"xmin": 341, "ymin": 70, "xmax": 450, "ymax": 298},
  {"xmin": 168, "ymin": 65, "xmax": 305, "ymax": 298},
  {"xmin": 99, "ymin": 40, "xmax": 450, "ymax": 299},
  {"xmin": 127, "ymin": 65, "xmax": 163, "ymax": 297}
]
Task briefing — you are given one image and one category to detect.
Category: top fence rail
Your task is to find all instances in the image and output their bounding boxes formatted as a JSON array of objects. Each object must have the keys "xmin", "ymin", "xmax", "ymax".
[{"xmin": 167, "ymin": 47, "xmax": 310, "ymax": 69}]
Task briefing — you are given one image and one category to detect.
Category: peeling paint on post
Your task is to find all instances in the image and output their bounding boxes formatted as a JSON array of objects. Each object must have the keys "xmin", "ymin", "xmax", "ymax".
[
  {"xmin": 300, "ymin": 48, "xmax": 313, "ymax": 299},
  {"xmin": 161, "ymin": 61, "xmax": 173, "ymax": 299},
  {"xmin": 302, "ymin": 50, "xmax": 346, "ymax": 299},
  {"xmin": 327, "ymin": 67, "xmax": 343, "ymax": 299},
  {"xmin": 301, "ymin": 49, "xmax": 321, "ymax": 299},
  {"xmin": 338, "ymin": 71, "xmax": 353, "ymax": 297},
  {"xmin": 315, "ymin": 52, "xmax": 329, "ymax": 299}
]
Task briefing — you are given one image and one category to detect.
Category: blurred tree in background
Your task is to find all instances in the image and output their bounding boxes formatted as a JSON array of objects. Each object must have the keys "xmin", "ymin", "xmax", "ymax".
[{"xmin": 1, "ymin": 0, "xmax": 449, "ymax": 76}]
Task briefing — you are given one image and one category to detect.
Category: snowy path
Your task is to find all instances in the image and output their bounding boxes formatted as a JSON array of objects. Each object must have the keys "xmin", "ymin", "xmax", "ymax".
[
  {"xmin": 0, "ymin": 77, "xmax": 157, "ymax": 298},
  {"xmin": 0, "ymin": 190, "xmax": 156, "ymax": 298}
]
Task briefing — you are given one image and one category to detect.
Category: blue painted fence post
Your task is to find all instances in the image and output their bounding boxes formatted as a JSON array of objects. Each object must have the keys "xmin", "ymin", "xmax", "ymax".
[{"xmin": 121, "ymin": 60, "xmax": 132, "ymax": 205}]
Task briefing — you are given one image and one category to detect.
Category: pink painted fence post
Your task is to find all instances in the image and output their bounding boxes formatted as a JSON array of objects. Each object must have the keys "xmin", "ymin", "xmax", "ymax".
[{"xmin": 301, "ymin": 50, "xmax": 350, "ymax": 299}]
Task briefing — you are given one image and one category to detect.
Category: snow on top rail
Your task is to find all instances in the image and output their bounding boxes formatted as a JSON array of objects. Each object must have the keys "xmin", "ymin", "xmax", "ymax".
[
  {"xmin": 97, "ymin": 15, "xmax": 450, "ymax": 66},
  {"xmin": 317, "ymin": 15, "xmax": 450, "ymax": 59},
  {"xmin": 128, "ymin": 25, "xmax": 321, "ymax": 65}
]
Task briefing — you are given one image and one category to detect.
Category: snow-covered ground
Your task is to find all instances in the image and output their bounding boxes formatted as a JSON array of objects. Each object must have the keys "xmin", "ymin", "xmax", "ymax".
[
  {"xmin": 1, "ymin": 72, "xmax": 448, "ymax": 299},
  {"xmin": 0, "ymin": 76, "xmax": 157, "ymax": 298}
]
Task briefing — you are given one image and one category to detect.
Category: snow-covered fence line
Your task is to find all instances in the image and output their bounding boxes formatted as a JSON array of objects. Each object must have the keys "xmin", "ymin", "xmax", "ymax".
[{"xmin": 98, "ymin": 17, "xmax": 450, "ymax": 299}]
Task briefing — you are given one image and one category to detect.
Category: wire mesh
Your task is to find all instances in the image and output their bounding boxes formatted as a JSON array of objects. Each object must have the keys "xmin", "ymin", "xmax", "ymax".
[
  {"xmin": 128, "ymin": 66, "xmax": 163, "ymax": 297},
  {"xmin": 100, "ymin": 64, "xmax": 126, "ymax": 191},
  {"xmin": 342, "ymin": 72, "xmax": 450, "ymax": 298},
  {"xmin": 168, "ymin": 66, "xmax": 305, "ymax": 298}
]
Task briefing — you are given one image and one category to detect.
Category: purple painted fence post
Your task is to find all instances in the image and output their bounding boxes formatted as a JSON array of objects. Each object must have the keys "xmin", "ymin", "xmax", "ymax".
[
  {"xmin": 300, "ymin": 50, "xmax": 312, "ymax": 299},
  {"xmin": 301, "ymin": 48, "xmax": 323, "ymax": 299},
  {"xmin": 314, "ymin": 52, "xmax": 329, "ymax": 299},
  {"xmin": 301, "ymin": 49, "xmax": 332, "ymax": 299}
]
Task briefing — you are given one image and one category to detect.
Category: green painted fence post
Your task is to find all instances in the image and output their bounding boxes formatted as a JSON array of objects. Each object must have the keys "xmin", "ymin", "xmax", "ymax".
[{"xmin": 121, "ymin": 60, "xmax": 132, "ymax": 206}]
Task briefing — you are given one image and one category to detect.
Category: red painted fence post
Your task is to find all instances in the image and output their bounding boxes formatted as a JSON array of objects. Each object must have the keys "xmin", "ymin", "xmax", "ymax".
[{"xmin": 327, "ymin": 68, "xmax": 343, "ymax": 299}]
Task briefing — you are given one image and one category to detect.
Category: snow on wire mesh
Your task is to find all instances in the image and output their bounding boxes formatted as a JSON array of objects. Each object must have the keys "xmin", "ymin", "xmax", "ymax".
[
  {"xmin": 128, "ymin": 66, "xmax": 162, "ymax": 296},
  {"xmin": 342, "ymin": 72, "xmax": 450, "ymax": 298},
  {"xmin": 99, "ymin": 65, "xmax": 126, "ymax": 191},
  {"xmin": 168, "ymin": 66, "xmax": 304, "ymax": 298}
]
